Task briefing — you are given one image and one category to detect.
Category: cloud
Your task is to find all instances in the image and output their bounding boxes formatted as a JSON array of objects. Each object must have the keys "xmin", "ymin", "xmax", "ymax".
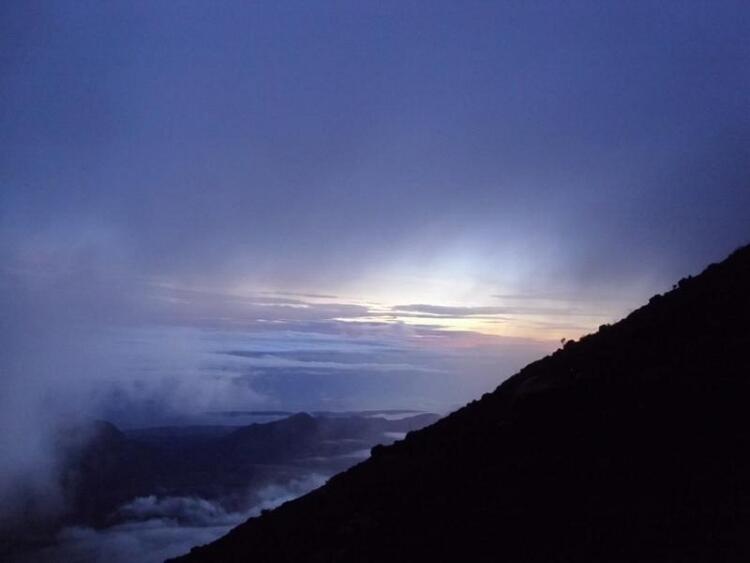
[
  {"xmin": 16, "ymin": 475, "xmax": 329, "ymax": 563},
  {"xmin": 0, "ymin": 256, "xmax": 556, "ymax": 539},
  {"xmin": 391, "ymin": 303, "xmax": 619, "ymax": 320},
  {"xmin": 391, "ymin": 304, "xmax": 512, "ymax": 317},
  {"xmin": 219, "ymin": 350, "xmax": 445, "ymax": 374}
]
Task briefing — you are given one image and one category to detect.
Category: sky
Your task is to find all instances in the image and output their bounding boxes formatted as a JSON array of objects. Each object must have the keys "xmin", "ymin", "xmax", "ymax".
[{"xmin": 1, "ymin": 0, "xmax": 749, "ymax": 516}]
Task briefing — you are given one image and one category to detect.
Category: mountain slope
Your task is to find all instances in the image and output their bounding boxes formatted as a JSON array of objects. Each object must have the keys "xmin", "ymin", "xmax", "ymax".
[{"xmin": 171, "ymin": 244, "xmax": 750, "ymax": 562}]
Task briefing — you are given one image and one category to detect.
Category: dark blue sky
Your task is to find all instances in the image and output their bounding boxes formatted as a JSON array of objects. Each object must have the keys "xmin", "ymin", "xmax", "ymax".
[{"xmin": 1, "ymin": 2, "xmax": 749, "ymax": 428}]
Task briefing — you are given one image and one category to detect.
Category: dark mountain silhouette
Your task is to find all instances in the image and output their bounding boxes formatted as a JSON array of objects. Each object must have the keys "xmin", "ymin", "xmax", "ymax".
[
  {"xmin": 219, "ymin": 412, "xmax": 438, "ymax": 463},
  {"xmin": 170, "ymin": 244, "xmax": 750, "ymax": 562},
  {"xmin": 59, "ymin": 412, "xmax": 438, "ymax": 528},
  {"xmin": 2, "ymin": 412, "xmax": 438, "ymax": 560}
]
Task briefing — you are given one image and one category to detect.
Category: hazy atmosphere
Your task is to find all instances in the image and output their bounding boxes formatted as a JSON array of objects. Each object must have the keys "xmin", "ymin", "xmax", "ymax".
[{"xmin": 2, "ymin": 2, "xmax": 749, "ymax": 561}]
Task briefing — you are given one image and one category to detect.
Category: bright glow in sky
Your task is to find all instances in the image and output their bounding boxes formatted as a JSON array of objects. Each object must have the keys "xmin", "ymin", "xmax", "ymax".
[{"xmin": 1, "ymin": 1, "xmax": 749, "ymax": 427}]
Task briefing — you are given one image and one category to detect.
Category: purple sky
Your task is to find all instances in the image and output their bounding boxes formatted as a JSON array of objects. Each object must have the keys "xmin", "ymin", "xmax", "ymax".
[{"xmin": 1, "ymin": 2, "xmax": 749, "ymax": 434}]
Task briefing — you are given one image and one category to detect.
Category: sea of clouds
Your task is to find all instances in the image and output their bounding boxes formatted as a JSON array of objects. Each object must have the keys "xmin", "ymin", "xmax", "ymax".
[{"xmin": 17, "ymin": 474, "xmax": 328, "ymax": 563}]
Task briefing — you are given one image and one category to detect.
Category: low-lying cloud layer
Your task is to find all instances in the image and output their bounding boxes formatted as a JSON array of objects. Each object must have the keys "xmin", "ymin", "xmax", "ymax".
[
  {"xmin": 0, "ymin": 276, "xmax": 557, "ymax": 543},
  {"xmin": 18, "ymin": 474, "xmax": 328, "ymax": 563}
]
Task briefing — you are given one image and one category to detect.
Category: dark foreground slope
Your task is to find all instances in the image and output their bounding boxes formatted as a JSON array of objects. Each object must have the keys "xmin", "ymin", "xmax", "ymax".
[{"xmin": 172, "ymin": 245, "xmax": 750, "ymax": 563}]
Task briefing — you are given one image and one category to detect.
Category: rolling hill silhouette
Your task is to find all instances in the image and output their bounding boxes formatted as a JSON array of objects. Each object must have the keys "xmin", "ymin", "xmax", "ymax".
[{"xmin": 170, "ymin": 244, "xmax": 750, "ymax": 562}]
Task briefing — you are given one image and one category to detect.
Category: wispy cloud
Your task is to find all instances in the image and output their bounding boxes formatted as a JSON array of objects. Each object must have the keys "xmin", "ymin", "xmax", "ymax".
[
  {"xmin": 136, "ymin": 281, "xmax": 608, "ymax": 344},
  {"xmin": 219, "ymin": 350, "xmax": 445, "ymax": 374},
  {"xmin": 391, "ymin": 304, "xmax": 512, "ymax": 317}
]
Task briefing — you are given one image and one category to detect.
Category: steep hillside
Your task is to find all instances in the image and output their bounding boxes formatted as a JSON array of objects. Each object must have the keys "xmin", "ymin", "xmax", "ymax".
[{"xmin": 171, "ymin": 244, "xmax": 750, "ymax": 562}]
